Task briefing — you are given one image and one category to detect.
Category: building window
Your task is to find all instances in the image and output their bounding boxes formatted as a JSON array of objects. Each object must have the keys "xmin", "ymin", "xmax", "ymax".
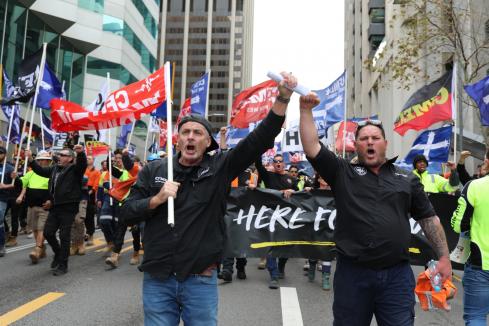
[
  {"xmin": 78, "ymin": 0, "xmax": 104, "ymax": 13},
  {"xmin": 87, "ymin": 57, "xmax": 138, "ymax": 85},
  {"xmin": 103, "ymin": 15, "xmax": 124, "ymax": 35},
  {"xmin": 131, "ymin": 0, "xmax": 158, "ymax": 38}
]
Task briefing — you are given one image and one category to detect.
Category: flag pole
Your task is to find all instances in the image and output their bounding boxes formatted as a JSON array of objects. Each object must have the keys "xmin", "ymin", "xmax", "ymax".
[
  {"xmin": 14, "ymin": 99, "xmax": 31, "ymax": 182},
  {"xmin": 452, "ymin": 63, "xmax": 458, "ymax": 164},
  {"xmin": 205, "ymin": 69, "xmax": 211, "ymax": 119},
  {"xmin": 39, "ymin": 108, "xmax": 45, "ymax": 150},
  {"xmin": 342, "ymin": 71, "xmax": 348, "ymax": 158},
  {"xmin": 164, "ymin": 61, "xmax": 174, "ymax": 227},
  {"xmin": 126, "ymin": 121, "xmax": 136, "ymax": 150},
  {"xmin": 143, "ymin": 117, "xmax": 152, "ymax": 162},
  {"xmin": 106, "ymin": 72, "xmax": 113, "ymax": 206},
  {"xmin": 0, "ymin": 0, "xmax": 8, "ymax": 65},
  {"xmin": 24, "ymin": 42, "xmax": 47, "ymax": 174},
  {"xmin": 1, "ymin": 100, "xmax": 15, "ymax": 184}
]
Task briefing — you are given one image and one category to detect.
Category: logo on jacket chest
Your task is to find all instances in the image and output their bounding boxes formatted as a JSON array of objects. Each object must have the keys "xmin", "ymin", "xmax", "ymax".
[
  {"xmin": 353, "ymin": 166, "xmax": 367, "ymax": 176},
  {"xmin": 154, "ymin": 176, "xmax": 167, "ymax": 184}
]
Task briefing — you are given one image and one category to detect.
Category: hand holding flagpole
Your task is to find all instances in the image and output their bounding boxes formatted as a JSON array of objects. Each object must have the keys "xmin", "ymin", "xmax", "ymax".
[
  {"xmin": 267, "ymin": 71, "xmax": 310, "ymax": 96},
  {"xmin": 164, "ymin": 61, "xmax": 175, "ymax": 227}
]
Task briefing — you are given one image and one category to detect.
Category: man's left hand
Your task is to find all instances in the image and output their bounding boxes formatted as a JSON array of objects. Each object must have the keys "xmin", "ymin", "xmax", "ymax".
[{"xmin": 435, "ymin": 255, "xmax": 452, "ymax": 282}]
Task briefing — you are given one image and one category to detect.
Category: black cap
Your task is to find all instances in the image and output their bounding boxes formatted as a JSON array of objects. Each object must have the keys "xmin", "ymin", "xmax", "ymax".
[
  {"xmin": 412, "ymin": 154, "xmax": 428, "ymax": 168},
  {"xmin": 0, "ymin": 146, "xmax": 6, "ymax": 154},
  {"xmin": 177, "ymin": 114, "xmax": 219, "ymax": 153}
]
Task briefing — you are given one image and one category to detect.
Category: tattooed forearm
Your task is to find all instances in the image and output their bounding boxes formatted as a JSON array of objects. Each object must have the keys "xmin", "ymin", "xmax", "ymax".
[{"xmin": 419, "ymin": 215, "xmax": 450, "ymax": 258}]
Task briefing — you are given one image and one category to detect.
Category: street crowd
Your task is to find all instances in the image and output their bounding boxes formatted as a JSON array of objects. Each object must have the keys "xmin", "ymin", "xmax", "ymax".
[{"xmin": 0, "ymin": 73, "xmax": 488, "ymax": 326}]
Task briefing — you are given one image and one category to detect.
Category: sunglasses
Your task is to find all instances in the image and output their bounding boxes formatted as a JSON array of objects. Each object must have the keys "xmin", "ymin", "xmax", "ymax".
[
  {"xmin": 273, "ymin": 159, "xmax": 283, "ymax": 163},
  {"xmin": 357, "ymin": 119, "xmax": 383, "ymax": 127},
  {"xmin": 58, "ymin": 153, "xmax": 71, "ymax": 157}
]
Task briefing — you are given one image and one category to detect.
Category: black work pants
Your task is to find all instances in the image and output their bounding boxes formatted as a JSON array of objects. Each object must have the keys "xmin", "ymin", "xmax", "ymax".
[
  {"xmin": 6, "ymin": 199, "xmax": 25, "ymax": 237},
  {"xmin": 84, "ymin": 193, "xmax": 96, "ymax": 236},
  {"xmin": 222, "ymin": 257, "xmax": 247, "ymax": 274},
  {"xmin": 113, "ymin": 222, "xmax": 141, "ymax": 254},
  {"xmin": 43, "ymin": 203, "xmax": 79, "ymax": 268}
]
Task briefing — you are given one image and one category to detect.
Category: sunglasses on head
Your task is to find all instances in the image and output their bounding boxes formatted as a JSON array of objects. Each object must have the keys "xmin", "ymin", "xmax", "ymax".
[
  {"xmin": 357, "ymin": 119, "xmax": 383, "ymax": 127},
  {"xmin": 273, "ymin": 159, "xmax": 283, "ymax": 163}
]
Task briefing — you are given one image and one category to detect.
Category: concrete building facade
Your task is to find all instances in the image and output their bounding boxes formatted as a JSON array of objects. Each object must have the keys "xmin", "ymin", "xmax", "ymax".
[
  {"xmin": 159, "ymin": 0, "xmax": 254, "ymax": 132},
  {"xmin": 344, "ymin": 0, "xmax": 489, "ymax": 170}
]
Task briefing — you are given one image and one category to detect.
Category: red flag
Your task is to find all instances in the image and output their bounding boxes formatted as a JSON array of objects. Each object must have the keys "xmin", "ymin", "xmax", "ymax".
[
  {"xmin": 230, "ymin": 80, "xmax": 279, "ymax": 128},
  {"xmin": 159, "ymin": 120, "xmax": 168, "ymax": 149},
  {"xmin": 335, "ymin": 121, "xmax": 357, "ymax": 153},
  {"xmin": 394, "ymin": 71, "xmax": 452, "ymax": 136},
  {"xmin": 172, "ymin": 97, "xmax": 191, "ymax": 144},
  {"xmin": 85, "ymin": 141, "xmax": 109, "ymax": 157},
  {"xmin": 50, "ymin": 67, "xmax": 166, "ymax": 132}
]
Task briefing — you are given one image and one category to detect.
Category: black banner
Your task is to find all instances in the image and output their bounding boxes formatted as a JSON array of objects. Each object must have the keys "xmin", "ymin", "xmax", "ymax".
[{"xmin": 223, "ymin": 189, "xmax": 461, "ymax": 268}]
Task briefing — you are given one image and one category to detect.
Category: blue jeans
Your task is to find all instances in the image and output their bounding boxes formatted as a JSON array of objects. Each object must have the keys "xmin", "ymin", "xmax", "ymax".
[
  {"xmin": 333, "ymin": 256, "xmax": 415, "ymax": 326},
  {"xmin": 0, "ymin": 200, "xmax": 8, "ymax": 247},
  {"xmin": 143, "ymin": 271, "xmax": 218, "ymax": 326},
  {"xmin": 266, "ymin": 256, "xmax": 288, "ymax": 279},
  {"xmin": 463, "ymin": 264, "xmax": 489, "ymax": 326}
]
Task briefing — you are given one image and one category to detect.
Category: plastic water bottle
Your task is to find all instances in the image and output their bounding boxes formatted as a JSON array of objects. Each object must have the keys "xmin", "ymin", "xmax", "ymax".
[{"xmin": 427, "ymin": 260, "xmax": 442, "ymax": 292}]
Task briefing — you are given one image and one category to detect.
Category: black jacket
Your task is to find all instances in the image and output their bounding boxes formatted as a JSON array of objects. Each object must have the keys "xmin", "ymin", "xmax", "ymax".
[
  {"xmin": 121, "ymin": 111, "xmax": 285, "ymax": 281},
  {"xmin": 30, "ymin": 151, "xmax": 87, "ymax": 206}
]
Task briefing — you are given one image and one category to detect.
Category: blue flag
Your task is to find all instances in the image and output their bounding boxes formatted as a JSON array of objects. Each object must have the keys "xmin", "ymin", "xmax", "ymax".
[
  {"xmin": 400, "ymin": 125, "xmax": 452, "ymax": 167},
  {"xmin": 40, "ymin": 111, "xmax": 54, "ymax": 142},
  {"xmin": 190, "ymin": 72, "xmax": 209, "ymax": 116},
  {"xmin": 117, "ymin": 122, "xmax": 133, "ymax": 148},
  {"xmin": 1, "ymin": 70, "xmax": 21, "ymax": 144},
  {"xmin": 36, "ymin": 64, "xmax": 63, "ymax": 109},
  {"xmin": 312, "ymin": 71, "xmax": 346, "ymax": 133},
  {"xmin": 464, "ymin": 75, "xmax": 489, "ymax": 126},
  {"xmin": 151, "ymin": 63, "xmax": 174, "ymax": 118}
]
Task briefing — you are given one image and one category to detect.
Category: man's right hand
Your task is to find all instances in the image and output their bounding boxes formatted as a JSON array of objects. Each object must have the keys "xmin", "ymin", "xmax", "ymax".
[
  {"xmin": 16, "ymin": 196, "xmax": 23, "ymax": 204},
  {"xmin": 299, "ymin": 93, "xmax": 320, "ymax": 111},
  {"xmin": 149, "ymin": 181, "xmax": 180, "ymax": 209},
  {"xmin": 458, "ymin": 150, "xmax": 471, "ymax": 164}
]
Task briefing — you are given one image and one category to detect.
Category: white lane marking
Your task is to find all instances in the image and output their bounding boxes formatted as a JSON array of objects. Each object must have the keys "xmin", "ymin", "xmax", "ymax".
[
  {"xmin": 280, "ymin": 287, "xmax": 304, "ymax": 326},
  {"xmin": 6, "ymin": 243, "xmax": 36, "ymax": 253}
]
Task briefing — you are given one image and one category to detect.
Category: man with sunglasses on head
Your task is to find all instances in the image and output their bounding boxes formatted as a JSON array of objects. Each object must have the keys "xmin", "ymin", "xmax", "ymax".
[
  {"xmin": 255, "ymin": 153, "xmax": 299, "ymax": 289},
  {"xmin": 26, "ymin": 145, "xmax": 87, "ymax": 275},
  {"xmin": 298, "ymin": 93, "xmax": 452, "ymax": 326}
]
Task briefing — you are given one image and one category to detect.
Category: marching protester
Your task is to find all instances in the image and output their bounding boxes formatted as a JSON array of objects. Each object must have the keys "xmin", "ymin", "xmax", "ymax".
[
  {"xmin": 84, "ymin": 155, "xmax": 100, "ymax": 246},
  {"xmin": 451, "ymin": 149, "xmax": 489, "ymax": 325},
  {"xmin": 218, "ymin": 126, "xmax": 252, "ymax": 282},
  {"xmin": 457, "ymin": 150, "xmax": 488, "ymax": 185},
  {"xmin": 97, "ymin": 149, "xmax": 127, "ymax": 255},
  {"xmin": 255, "ymin": 153, "xmax": 299, "ymax": 289},
  {"xmin": 105, "ymin": 149, "xmax": 142, "ymax": 268},
  {"xmin": 27, "ymin": 145, "xmax": 87, "ymax": 275},
  {"xmin": 411, "ymin": 154, "xmax": 460, "ymax": 193},
  {"xmin": 298, "ymin": 93, "xmax": 452, "ymax": 325},
  {"xmin": 16, "ymin": 151, "xmax": 52, "ymax": 263},
  {"xmin": 0, "ymin": 146, "xmax": 19, "ymax": 257},
  {"xmin": 120, "ymin": 72, "xmax": 296, "ymax": 326},
  {"xmin": 70, "ymin": 172, "xmax": 89, "ymax": 256}
]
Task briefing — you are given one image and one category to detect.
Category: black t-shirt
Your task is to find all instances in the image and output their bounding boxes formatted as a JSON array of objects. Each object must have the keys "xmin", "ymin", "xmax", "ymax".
[
  {"xmin": 308, "ymin": 144, "xmax": 435, "ymax": 269},
  {"xmin": 255, "ymin": 160, "xmax": 298, "ymax": 191}
]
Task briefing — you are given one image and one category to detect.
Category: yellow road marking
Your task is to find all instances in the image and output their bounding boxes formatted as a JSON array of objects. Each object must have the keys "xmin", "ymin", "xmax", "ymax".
[
  {"xmin": 85, "ymin": 237, "xmax": 106, "ymax": 250},
  {"xmin": 95, "ymin": 238, "xmax": 132, "ymax": 253},
  {"xmin": 452, "ymin": 273, "xmax": 462, "ymax": 282},
  {"xmin": 250, "ymin": 241, "xmax": 335, "ymax": 249},
  {"xmin": 0, "ymin": 292, "xmax": 65, "ymax": 325},
  {"xmin": 120, "ymin": 245, "xmax": 135, "ymax": 254}
]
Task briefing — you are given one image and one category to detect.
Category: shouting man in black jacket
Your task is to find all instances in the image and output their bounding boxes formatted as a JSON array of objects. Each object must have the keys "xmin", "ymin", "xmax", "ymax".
[
  {"xmin": 27, "ymin": 144, "xmax": 87, "ymax": 275},
  {"xmin": 121, "ymin": 73, "xmax": 296, "ymax": 326}
]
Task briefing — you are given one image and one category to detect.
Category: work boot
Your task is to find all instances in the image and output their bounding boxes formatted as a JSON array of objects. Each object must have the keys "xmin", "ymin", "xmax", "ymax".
[
  {"xmin": 220, "ymin": 270, "xmax": 232, "ymax": 283},
  {"xmin": 77, "ymin": 243, "xmax": 86, "ymax": 255},
  {"xmin": 308, "ymin": 268, "xmax": 316, "ymax": 282},
  {"xmin": 70, "ymin": 245, "xmax": 78, "ymax": 256},
  {"xmin": 5, "ymin": 236, "xmax": 18, "ymax": 247},
  {"xmin": 39, "ymin": 245, "xmax": 47, "ymax": 259},
  {"xmin": 19, "ymin": 227, "xmax": 26, "ymax": 235},
  {"xmin": 322, "ymin": 272, "xmax": 331, "ymax": 291},
  {"xmin": 258, "ymin": 257, "xmax": 266, "ymax": 270},
  {"xmin": 29, "ymin": 246, "xmax": 42, "ymax": 264},
  {"xmin": 53, "ymin": 265, "xmax": 67, "ymax": 276},
  {"xmin": 237, "ymin": 269, "xmax": 247, "ymax": 280},
  {"xmin": 268, "ymin": 278, "xmax": 279, "ymax": 289},
  {"xmin": 86, "ymin": 235, "xmax": 94, "ymax": 246},
  {"xmin": 105, "ymin": 252, "xmax": 120, "ymax": 269},
  {"xmin": 104, "ymin": 242, "xmax": 113, "ymax": 257},
  {"xmin": 130, "ymin": 251, "xmax": 140, "ymax": 265}
]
